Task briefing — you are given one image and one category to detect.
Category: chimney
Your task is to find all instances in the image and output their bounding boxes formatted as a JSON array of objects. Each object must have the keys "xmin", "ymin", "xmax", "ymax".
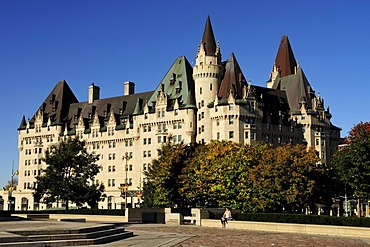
[
  {"xmin": 88, "ymin": 83, "xmax": 100, "ymax": 104},
  {"xmin": 124, "ymin": 81, "xmax": 135, "ymax": 96}
]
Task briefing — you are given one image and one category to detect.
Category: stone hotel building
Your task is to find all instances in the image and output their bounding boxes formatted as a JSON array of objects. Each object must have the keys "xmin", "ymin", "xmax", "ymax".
[{"xmin": 2, "ymin": 17, "xmax": 341, "ymax": 210}]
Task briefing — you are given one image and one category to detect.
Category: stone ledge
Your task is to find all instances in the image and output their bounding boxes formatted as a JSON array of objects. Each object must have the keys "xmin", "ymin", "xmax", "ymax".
[{"xmin": 201, "ymin": 219, "xmax": 370, "ymax": 239}]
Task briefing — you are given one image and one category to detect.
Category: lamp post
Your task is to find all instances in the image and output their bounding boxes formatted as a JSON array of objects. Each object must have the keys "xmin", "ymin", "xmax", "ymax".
[
  {"xmin": 121, "ymin": 153, "xmax": 131, "ymax": 209},
  {"xmin": 8, "ymin": 161, "xmax": 19, "ymax": 211}
]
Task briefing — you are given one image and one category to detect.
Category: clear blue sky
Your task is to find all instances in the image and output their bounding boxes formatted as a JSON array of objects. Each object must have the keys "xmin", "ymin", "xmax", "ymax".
[{"xmin": 1, "ymin": 0, "xmax": 369, "ymax": 186}]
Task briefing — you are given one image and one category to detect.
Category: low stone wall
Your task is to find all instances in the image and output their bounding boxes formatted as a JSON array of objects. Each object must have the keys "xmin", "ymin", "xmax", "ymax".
[
  {"xmin": 12, "ymin": 213, "xmax": 127, "ymax": 223},
  {"xmin": 201, "ymin": 219, "xmax": 370, "ymax": 238}
]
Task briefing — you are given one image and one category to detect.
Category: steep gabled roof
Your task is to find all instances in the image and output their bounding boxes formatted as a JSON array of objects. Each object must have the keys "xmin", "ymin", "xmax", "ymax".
[
  {"xmin": 273, "ymin": 35, "xmax": 297, "ymax": 78},
  {"xmin": 201, "ymin": 16, "xmax": 217, "ymax": 55},
  {"xmin": 30, "ymin": 80, "xmax": 79, "ymax": 126},
  {"xmin": 218, "ymin": 53, "xmax": 247, "ymax": 100},
  {"xmin": 272, "ymin": 67, "xmax": 314, "ymax": 112},
  {"xmin": 147, "ymin": 56, "xmax": 196, "ymax": 109}
]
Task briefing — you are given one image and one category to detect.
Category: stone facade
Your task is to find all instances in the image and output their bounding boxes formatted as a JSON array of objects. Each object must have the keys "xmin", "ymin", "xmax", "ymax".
[{"xmin": 3, "ymin": 16, "xmax": 341, "ymax": 211}]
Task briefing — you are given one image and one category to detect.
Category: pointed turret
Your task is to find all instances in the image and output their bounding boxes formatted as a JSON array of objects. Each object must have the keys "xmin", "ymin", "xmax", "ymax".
[
  {"xmin": 218, "ymin": 53, "xmax": 247, "ymax": 100},
  {"xmin": 270, "ymin": 35, "xmax": 297, "ymax": 81},
  {"xmin": 201, "ymin": 16, "xmax": 217, "ymax": 56},
  {"xmin": 18, "ymin": 115, "xmax": 27, "ymax": 130}
]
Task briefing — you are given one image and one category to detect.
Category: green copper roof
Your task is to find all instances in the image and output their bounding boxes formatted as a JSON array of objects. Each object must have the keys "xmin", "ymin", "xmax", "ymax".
[{"xmin": 147, "ymin": 56, "xmax": 196, "ymax": 109}]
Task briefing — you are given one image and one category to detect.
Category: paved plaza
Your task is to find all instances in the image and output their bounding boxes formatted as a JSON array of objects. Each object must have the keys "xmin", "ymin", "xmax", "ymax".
[
  {"xmin": 124, "ymin": 224, "xmax": 370, "ymax": 247},
  {"xmin": 1, "ymin": 218, "xmax": 370, "ymax": 246}
]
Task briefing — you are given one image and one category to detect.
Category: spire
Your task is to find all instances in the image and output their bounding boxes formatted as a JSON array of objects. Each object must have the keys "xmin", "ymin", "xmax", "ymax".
[
  {"xmin": 201, "ymin": 16, "xmax": 217, "ymax": 55},
  {"xmin": 218, "ymin": 53, "xmax": 247, "ymax": 100},
  {"xmin": 18, "ymin": 115, "xmax": 27, "ymax": 130},
  {"xmin": 273, "ymin": 35, "xmax": 297, "ymax": 77}
]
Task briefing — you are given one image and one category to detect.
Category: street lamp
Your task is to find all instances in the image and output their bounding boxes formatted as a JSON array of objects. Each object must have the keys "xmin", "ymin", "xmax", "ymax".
[
  {"xmin": 8, "ymin": 161, "xmax": 19, "ymax": 211},
  {"xmin": 121, "ymin": 153, "xmax": 131, "ymax": 209}
]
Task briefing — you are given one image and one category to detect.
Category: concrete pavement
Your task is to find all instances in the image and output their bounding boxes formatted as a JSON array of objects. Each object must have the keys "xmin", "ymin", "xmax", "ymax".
[{"xmin": 1, "ymin": 217, "xmax": 370, "ymax": 246}]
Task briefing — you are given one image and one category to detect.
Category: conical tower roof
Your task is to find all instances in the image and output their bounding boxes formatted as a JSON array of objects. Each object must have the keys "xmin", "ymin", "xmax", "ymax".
[
  {"xmin": 201, "ymin": 16, "xmax": 217, "ymax": 55},
  {"xmin": 218, "ymin": 53, "xmax": 247, "ymax": 100},
  {"xmin": 273, "ymin": 35, "xmax": 297, "ymax": 78},
  {"xmin": 18, "ymin": 115, "xmax": 27, "ymax": 130}
]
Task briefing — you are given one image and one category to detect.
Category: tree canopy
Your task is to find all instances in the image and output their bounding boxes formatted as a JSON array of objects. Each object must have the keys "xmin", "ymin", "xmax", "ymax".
[
  {"xmin": 145, "ymin": 139, "xmax": 324, "ymax": 212},
  {"xmin": 332, "ymin": 122, "xmax": 370, "ymax": 201},
  {"xmin": 33, "ymin": 138, "xmax": 105, "ymax": 209}
]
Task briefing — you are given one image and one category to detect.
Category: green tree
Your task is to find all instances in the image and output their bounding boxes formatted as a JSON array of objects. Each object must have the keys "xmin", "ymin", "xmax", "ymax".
[
  {"xmin": 249, "ymin": 144, "xmax": 321, "ymax": 212},
  {"xmin": 33, "ymin": 138, "xmax": 105, "ymax": 209},
  {"xmin": 179, "ymin": 141, "xmax": 265, "ymax": 210},
  {"xmin": 332, "ymin": 122, "xmax": 370, "ymax": 216},
  {"xmin": 143, "ymin": 137, "xmax": 193, "ymax": 207}
]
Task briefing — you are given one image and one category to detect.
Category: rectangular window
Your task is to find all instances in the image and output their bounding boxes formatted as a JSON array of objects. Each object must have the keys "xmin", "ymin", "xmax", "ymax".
[
  {"xmin": 178, "ymin": 135, "xmax": 182, "ymax": 142},
  {"xmin": 217, "ymin": 132, "xmax": 220, "ymax": 140},
  {"xmin": 148, "ymin": 151, "xmax": 152, "ymax": 157},
  {"xmin": 129, "ymin": 164, "xmax": 133, "ymax": 171},
  {"xmin": 245, "ymin": 131, "xmax": 249, "ymax": 139},
  {"xmin": 265, "ymin": 136, "xmax": 269, "ymax": 143},
  {"xmin": 229, "ymin": 131, "xmax": 234, "ymax": 139},
  {"xmin": 144, "ymin": 138, "xmax": 147, "ymax": 145},
  {"xmin": 251, "ymin": 132, "xmax": 255, "ymax": 140},
  {"xmin": 143, "ymin": 151, "xmax": 147, "ymax": 157},
  {"xmin": 316, "ymin": 139, "xmax": 320, "ymax": 146},
  {"xmin": 148, "ymin": 138, "xmax": 151, "ymax": 145},
  {"xmin": 174, "ymin": 109, "xmax": 178, "ymax": 116},
  {"xmin": 173, "ymin": 122, "xmax": 177, "ymax": 129},
  {"xmin": 229, "ymin": 104, "xmax": 234, "ymax": 111},
  {"xmin": 229, "ymin": 116, "xmax": 234, "ymax": 125},
  {"xmin": 178, "ymin": 122, "xmax": 182, "ymax": 129}
]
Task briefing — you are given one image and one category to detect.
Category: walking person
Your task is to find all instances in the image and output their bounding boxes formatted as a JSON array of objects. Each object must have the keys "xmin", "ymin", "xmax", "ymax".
[{"xmin": 221, "ymin": 207, "xmax": 232, "ymax": 228}]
